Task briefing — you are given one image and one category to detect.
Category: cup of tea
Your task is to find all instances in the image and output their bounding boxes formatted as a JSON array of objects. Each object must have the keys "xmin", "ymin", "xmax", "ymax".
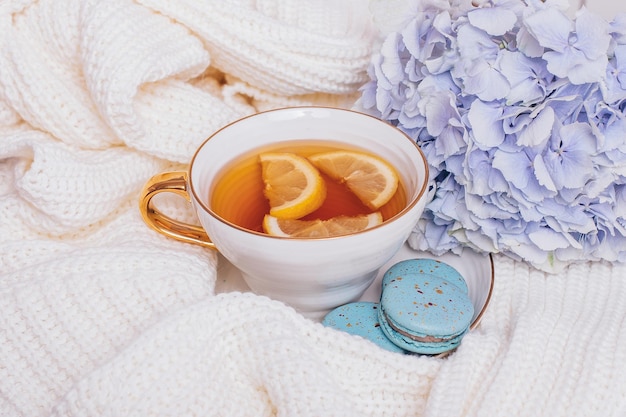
[{"xmin": 139, "ymin": 107, "xmax": 431, "ymax": 319}]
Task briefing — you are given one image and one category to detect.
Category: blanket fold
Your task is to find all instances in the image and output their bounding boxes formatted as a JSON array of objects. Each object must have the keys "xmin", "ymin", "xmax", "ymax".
[{"xmin": 1, "ymin": 1, "xmax": 625, "ymax": 416}]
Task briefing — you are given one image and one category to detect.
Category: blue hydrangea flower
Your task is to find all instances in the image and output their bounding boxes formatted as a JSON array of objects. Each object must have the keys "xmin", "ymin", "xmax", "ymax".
[
  {"xmin": 453, "ymin": 23, "xmax": 511, "ymax": 101},
  {"xmin": 603, "ymin": 45, "xmax": 626, "ymax": 103},
  {"xmin": 358, "ymin": 0, "xmax": 626, "ymax": 272},
  {"xmin": 537, "ymin": 123, "xmax": 597, "ymax": 192},
  {"xmin": 524, "ymin": 7, "xmax": 611, "ymax": 84},
  {"xmin": 499, "ymin": 50, "xmax": 552, "ymax": 105}
]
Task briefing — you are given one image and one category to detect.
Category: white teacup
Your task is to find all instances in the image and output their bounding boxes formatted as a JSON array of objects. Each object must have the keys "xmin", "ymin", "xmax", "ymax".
[{"xmin": 139, "ymin": 107, "xmax": 431, "ymax": 318}]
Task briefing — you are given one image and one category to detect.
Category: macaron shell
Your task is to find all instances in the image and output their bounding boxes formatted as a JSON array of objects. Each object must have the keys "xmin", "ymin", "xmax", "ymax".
[
  {"xmin": 382, "ymin": 258, "xmax": 468, "ymax": 294},
  {"xmin": 322, "ymin": 302, "xmax": 406, "ymax": 354},
  {"xmin": 379, "ymin": 273, "xmax": 474, "ymax": 353},
  {"xmin": 378, "ymin": 309, "xmax": 467, "ymax": 354}
]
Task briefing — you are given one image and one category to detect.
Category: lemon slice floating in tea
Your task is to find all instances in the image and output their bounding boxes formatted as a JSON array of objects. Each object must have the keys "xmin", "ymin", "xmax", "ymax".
[
  {"xmin": 259, "ymin": 152, "xmax": 327, "ymax": 219},
  {"xmin": 307, "ymin": 150, "xmax": 399, "ymax": 210},
  {"xmin": 263, "ymin": 212, "xmax": 383, "ymax": 238}
]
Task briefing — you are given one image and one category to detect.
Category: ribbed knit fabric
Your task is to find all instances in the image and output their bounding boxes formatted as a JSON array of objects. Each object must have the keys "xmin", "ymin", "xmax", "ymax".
[{"xmin": 1, "ymin": 1, "xmax": 625, "ymax": 416}]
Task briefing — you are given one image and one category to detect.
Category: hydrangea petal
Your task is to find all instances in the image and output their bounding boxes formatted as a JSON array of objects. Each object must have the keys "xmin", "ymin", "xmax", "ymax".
[
  {"xmin": 614, "ymin": 45, "xmax": 626, "ymax": 88},
  {"xmin": 454, "ymin": 24, "xmax": 511, "ymax": 100},
  {"xmin": 533, "ymin": 153, "xmax": 557, "ymax": 192},
  {"xmin": 609, "ymin": 13, "xmax": 626, "ymax": 44},
  {"xmin": 544, "ymin": 49, "xmax": 608, "ymax": 84},
  {"xmin": 379, "ymin": 33, "xmax": 407, "ymax": 85},
  {"xmin": 516, "ymin": 25, "xmax": 544, "ymax": 57},
  {"xmin": 500, "ymin": 51, "xmax": 549, "ymax": 105},
  {"xmin": 492, "ymin": 149, "xmax": 531, "ymax": 190},
  {"xmin": 419, "ymin": 90, "xmax": 457, "ymax": 136},
  {"xmin": 528, "ymin": 227, "xmax": 576, "ymax": 250},
  {"xmin": 516, "ymin": 106, "xmax": 554, "ymax": 147},
  {"xmin": 467, "ymin": 100, "xmax": 505, "ymax": 148},
  {"xmin": 574, "ymin": 8, "xmax": 611, "ymax": 61},
  {"xmin": 543, "ymin": 123, "xmax": 596, "ymax": 189},
  {"xmin": 526, "ymin": 8, "xmax": 610, "ymax": 84},
  {"xmin": 461, "ymin": 64, "xmax": 510, "ymax": 101},
  {"xmin": 465, "ymin": 148, "xmax": 509, "ymax": 195},
  {"xmin": 524, "ymin": 7, "xmax": 571, "ymax": 52},
  {"xmin": 498, "ymin": 232, "xmax": 551, "ymax": 265},
  {"xmin": 468, "ymin": 7, "xmax": 517, "ymax": 36},
  {"xmin": 401, "ymin": 18, "xmax": 424, "ymax": 61}
]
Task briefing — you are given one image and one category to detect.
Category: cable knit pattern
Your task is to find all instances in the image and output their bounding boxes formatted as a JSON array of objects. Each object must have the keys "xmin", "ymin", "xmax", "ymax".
[
  {"xmin": 1, "ymin": 1, "xmax": 625, "ymax": 416},
  {"xmin": 135, "ymin": 0, "xmax": 376, "ymax": 96},
  {"xmin": 425, "ymin": 258, "xmax": 626, "ymax": 417}
]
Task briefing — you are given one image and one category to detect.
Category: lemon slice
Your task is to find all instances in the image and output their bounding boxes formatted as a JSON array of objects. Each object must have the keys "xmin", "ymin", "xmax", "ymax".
[
  {"xmin": 307, "ymin": 150, "xmax": 399, "ymax": 210},
  {"xmin": 263, "ymin": 212, "xmax": 383, "ymax": 238},
  {"xmin": 259, "ymin": 152, "xmax": 327, "ymax": 219}
]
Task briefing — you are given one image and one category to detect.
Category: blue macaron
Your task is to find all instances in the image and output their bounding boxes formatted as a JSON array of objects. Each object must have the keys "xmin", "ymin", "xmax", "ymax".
[
  {"xmin": 382, "ymin": 258, "xmax": 468, "ymax": 294},
  {"xmin": 378, "ymin": 273, "xmax": 474, "ymax": 355},
  {"xmin": 322, "ymin": 302, "xmax": 406, "ymax": 353}
]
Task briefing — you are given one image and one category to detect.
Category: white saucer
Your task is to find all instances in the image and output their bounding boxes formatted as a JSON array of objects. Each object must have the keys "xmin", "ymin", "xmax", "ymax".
[{"xmin": 215, "ymin": 243, "xmax": 494, "ymax": 328}]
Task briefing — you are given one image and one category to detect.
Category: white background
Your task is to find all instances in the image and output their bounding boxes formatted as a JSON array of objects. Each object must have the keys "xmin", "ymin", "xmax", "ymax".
[{"xmin": 579, "ymin": 0, "xmax": 626, "ymax": 19}]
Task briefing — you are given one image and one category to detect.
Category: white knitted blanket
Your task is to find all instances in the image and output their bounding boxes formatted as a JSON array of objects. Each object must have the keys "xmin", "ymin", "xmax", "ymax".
[{"xmin": 1, "ymin": 1, "xmax": 625, "ymax": 416}]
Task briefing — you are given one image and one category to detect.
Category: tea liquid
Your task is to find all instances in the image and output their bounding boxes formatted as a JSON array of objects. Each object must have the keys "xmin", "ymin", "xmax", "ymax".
[{"xmin": 210, "ymin": 141, "xmax": 407, "ymax": 233}]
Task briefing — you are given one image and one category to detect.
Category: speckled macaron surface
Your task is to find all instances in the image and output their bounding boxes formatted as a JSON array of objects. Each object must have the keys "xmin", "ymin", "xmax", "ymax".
[
  {"xmin": 378, "ymin": 273, "xmax": 474, "ymax": 355},
  {"xmin": 322, "ymin": 302, "xmax": 406, "ymax": 353},
  {"xmin": 382, "ymin": 258, "xmax": 468, "ymax": 293}
]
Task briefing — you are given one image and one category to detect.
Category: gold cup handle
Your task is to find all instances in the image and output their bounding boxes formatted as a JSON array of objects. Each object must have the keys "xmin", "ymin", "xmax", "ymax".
[{"xmin": 139, "ymin": 171, "xmax": 216, "ymax": 250}]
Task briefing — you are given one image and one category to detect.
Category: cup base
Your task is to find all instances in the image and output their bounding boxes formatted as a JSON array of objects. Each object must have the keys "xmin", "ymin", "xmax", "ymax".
[{"xmin": 240, "ymin": 269, "xmax": 378, "ymax": 320}]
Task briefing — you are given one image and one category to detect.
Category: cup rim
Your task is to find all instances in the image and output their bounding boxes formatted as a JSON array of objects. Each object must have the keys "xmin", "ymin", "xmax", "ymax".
[{"xmin": 188, "ymin": 106, "xmax": 430, "ymax": 240}]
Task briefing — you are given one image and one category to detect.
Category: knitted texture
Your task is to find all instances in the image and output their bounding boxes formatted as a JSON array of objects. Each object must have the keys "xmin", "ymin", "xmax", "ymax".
[{"xmin": 1, "ymin": 1, "xmax": 626, "ymax": 416}]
